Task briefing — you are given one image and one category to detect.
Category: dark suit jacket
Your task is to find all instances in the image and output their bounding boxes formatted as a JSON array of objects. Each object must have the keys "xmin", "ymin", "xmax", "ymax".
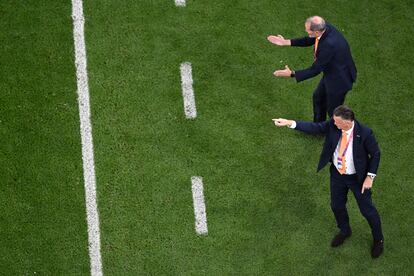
[
  {"xmin": 291, "ymin": 23, "xmax": 357, "ymax": 94},
  {"xmin": 295, "ymin": 119, "xmax": 380, "ymax": 184}
]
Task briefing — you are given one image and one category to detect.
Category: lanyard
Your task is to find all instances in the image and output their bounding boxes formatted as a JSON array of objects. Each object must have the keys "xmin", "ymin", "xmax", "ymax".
[{"xmin": 340, "ymin": 131, "xmax": 353, "ymax": 157}]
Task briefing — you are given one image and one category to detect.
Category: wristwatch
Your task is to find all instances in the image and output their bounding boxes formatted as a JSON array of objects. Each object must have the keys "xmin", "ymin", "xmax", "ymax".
[
  {"xmin": 368, "ymin": 174, "xmax": 376, "ymax": 180},
  {"xmin": 290, "ymin": 71, "xmax": 295, "ymax": 78}
]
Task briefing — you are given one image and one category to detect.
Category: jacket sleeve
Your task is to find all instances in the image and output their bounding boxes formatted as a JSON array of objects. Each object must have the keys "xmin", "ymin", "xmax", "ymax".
[
  {"xmin": 294, "ymin": 42, "xmax": 335, "ymax": 82},
  {"xmin": 291, "ymin": 36, "xmax": 316, "ymax": 47},
  {"xmin": 295, "ymin": 120, "xmax": 330, "ymax": 135},
  {"xmin": 364, "ymin": 130, "xmax": 381, "ymax": 174}
]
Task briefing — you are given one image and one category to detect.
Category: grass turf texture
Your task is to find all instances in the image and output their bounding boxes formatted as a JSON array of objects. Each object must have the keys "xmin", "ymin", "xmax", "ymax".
[
  {"xmin": 0, "ymin": 1, "xmax": 90, "ymax": 274},
  {"xmin": 1, "ymin": 0, "xmax": 414, "ymax": 274}
]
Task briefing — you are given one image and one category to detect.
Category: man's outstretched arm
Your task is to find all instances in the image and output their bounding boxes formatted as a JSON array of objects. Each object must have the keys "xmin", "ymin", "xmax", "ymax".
[
  {"xmin": 267, "ymin": 35, "xmax": 291, "ymax": 46},
  {"xmin": 267, "ymin": 35, "xmax": 316, "ymax": 47},
  {"xmin": 272, "ymin": 118, "xmax": 330, "ymax": 135}
]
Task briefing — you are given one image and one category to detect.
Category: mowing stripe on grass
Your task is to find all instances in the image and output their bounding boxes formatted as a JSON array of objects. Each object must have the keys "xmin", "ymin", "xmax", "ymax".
[
  {"xmin": 191, "ymin": 176, "xmax": 208, "ymax": 235},
  {"xmin": 72, "ymin": 1, "xmax": 103, "ymax": 275},
  {"xmin": 175, "ymin": 0, "xmax": 186, "ymax": 7},
  {"xmin": 180, "ymin": 62, "xmax": 197, "ymax": 119}
]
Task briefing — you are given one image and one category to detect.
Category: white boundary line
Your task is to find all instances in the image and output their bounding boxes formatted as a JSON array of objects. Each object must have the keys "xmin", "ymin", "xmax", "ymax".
[
  {"xmin": 175, "ymin": 0, "xmax": 186, "ymax": 7},
  {"xmin": 191, "ymin": 176, "xmax": 208, "ymax": 235},
  {"xmin": 71, "ymin": 1, "xmax": 103, "ymax": 275},
  {"xmin": 180, "ymin": 62, "xmax": 197, "ymax": 119}
]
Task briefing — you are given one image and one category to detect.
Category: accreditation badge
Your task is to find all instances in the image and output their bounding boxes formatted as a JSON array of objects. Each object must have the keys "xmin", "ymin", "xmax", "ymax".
[{"xmin": 337, "ymin": 157, "xmax": 344, "ymax": 169}]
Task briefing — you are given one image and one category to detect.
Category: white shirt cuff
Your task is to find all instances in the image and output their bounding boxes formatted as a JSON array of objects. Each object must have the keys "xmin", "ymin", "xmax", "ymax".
[
  {"xmin": 289, "ymin": 121, "xmax": 297, "ymax": 129},
  {"xmin": 367, "ymin": 172, "xmax": 376, "ymax": 177}
]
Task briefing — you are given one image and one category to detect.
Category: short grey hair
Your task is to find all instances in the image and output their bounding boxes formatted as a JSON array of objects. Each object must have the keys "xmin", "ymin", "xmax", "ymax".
[
  {"xmin": 306, "ymin": 16, "xmax": 326, "ymax": 32},
  {"xmin": 333, "ymin": 105, "xmax": 355, "ymax": 121}
]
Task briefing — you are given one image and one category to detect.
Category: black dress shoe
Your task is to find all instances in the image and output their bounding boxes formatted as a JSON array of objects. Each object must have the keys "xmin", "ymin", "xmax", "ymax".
[
  {"xmin": 331, "ymin": 231, "xmax": 352, "ymax": 247},
  {"xmin": 371, "ymin": 240, "xmax": 384, "ymax": 258}
]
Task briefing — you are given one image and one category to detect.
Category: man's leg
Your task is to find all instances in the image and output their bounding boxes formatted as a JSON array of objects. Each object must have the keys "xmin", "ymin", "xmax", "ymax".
[
  {"xmin": 326, "ymin": 90, "xmax": 347, "ymax": 118},
  {"xmin": 349, "ymin": 183, "xmax": 384, "ymax": 242},
  {"xmin": 329, "ymin": 166, "xmax": 351, "ymax": 235},
  {"xmin": 312, "ymin": 80, "xmax": 327, "ymax": 122}
]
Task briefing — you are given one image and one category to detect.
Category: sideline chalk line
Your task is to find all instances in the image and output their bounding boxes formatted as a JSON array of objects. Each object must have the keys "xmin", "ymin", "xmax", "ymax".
[{"xmin": 72, "ymin": 0, "xmax": 103, "ymax": 275}]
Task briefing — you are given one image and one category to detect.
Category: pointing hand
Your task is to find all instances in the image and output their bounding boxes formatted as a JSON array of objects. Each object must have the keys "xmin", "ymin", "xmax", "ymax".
[{"xmin": 274, "ymin": 65, "xmax": 292, "ymax": 77}]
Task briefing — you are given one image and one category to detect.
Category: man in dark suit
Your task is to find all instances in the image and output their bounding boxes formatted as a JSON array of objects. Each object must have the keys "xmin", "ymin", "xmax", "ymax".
[
  {"xmin": 272, "ymin": 105, "xmax": 384, "ymax": 258},
  {"xmin": 268, "ymin": 16, "xmax": 357, "ymax": 122}
]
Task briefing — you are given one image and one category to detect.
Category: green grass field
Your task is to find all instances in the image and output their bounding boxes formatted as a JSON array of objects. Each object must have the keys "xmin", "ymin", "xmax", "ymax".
[{"xmin": 1, "ymin": 0, "xmax": 413, "ymax": 274}]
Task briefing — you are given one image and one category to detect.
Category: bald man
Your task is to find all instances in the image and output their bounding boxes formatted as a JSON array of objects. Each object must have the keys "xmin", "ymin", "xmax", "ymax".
[{"xmin": 268, "ymin": 16, "xmax": 357, "ymax": 122}]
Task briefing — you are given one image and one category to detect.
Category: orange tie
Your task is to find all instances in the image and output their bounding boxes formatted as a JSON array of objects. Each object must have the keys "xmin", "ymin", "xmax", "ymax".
[
  {"xmin": 338, "ymin": 131, "xmax": 348, "ymax": 174},
  {"xmin": 313, "ymin": 37, "xmax": 319, "ymax": 61}
]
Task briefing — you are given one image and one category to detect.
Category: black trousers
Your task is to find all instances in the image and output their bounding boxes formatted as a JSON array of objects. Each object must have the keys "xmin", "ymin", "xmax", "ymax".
[
  {"xmin": 312, "ymin": 79, "xmax": 348, "ymax": 122},
  {"xmin": 329, "ymin": 165, "xmax": 384, "ymax": 241}
]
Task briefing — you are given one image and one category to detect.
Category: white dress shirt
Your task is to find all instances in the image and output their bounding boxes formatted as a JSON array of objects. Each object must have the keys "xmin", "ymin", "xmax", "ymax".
[{"xmin": 333, "ymin": 122, "xmax": 356, "ymax": 175}]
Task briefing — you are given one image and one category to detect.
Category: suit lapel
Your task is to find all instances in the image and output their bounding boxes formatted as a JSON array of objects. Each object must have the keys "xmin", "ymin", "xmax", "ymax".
[
  {"xmin": 331, "ymin": 127, "xmax": 341, "ymax": 155},
  {"xmin": 353, "ymin": 120, "xmax": 361, "ymax": 159}
]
